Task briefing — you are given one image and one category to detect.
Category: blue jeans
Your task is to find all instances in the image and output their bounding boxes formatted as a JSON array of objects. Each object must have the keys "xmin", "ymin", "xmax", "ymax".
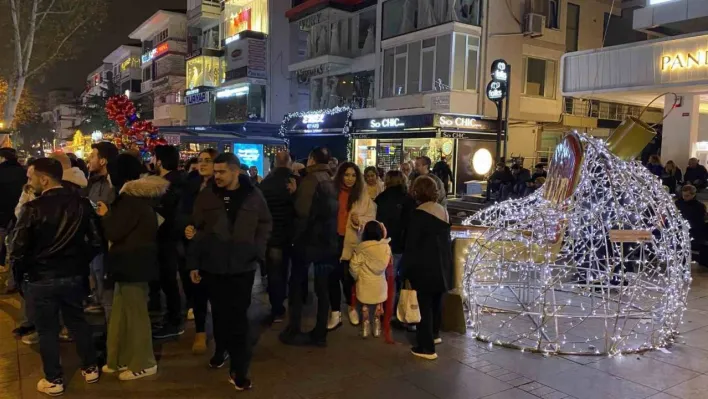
[
  {"xmin": 24, "ymin": 276, "xmax": 97, "ymax": 381},
  {"xmin": 90, "ymin": 254, "xmax": 113, "ymax": 321}
]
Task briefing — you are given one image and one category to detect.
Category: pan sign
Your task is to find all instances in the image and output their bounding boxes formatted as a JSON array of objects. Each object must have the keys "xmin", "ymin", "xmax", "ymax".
[{"xmin": 487, "ymin": 59, "xmax": 509, "ymax": 102}]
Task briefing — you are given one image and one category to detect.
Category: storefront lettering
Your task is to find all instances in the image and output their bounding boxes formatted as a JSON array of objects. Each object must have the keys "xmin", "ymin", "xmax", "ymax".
[
  {"xmin": 141, "ymin": 42, "xmax": 169, "ymax": 64},
  {"xmin": 303, "ymin": 113, "xmax": 325, "ymax": 129},
  {"xmin": 438, "ymin": 115, "xmax": 485, "ymax": 129},
  {"xmin": 661, "ymin": 51, "xmax": 708, "ymax": 71},
  {"xmin": 369, "ymin": 118, "xmax": 405, "ymax": 129},
  {"xmin": 185, "ymin": 91, "xmax": 210, "ymax": 105}
]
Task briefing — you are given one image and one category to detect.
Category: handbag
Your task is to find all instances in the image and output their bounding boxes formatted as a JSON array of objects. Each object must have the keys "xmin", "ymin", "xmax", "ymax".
[{"xmin": 396, "ymin": 280, "xmax": 421, "ymax": 324}]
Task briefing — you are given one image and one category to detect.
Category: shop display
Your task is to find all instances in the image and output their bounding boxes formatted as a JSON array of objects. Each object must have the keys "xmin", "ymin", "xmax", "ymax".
[{"xmin": 462, "ymin": 131, "xmax": 691, "ymax": 355}]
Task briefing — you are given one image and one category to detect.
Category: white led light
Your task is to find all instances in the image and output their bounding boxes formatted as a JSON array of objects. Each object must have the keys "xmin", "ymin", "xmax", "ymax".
[
  {"xmin": 216, "ymin": 86, "xmax": 249, "ymax": 98},
  {"xmin": 472, "ymin": 148, "xmax": 493, "ymax": 175}
]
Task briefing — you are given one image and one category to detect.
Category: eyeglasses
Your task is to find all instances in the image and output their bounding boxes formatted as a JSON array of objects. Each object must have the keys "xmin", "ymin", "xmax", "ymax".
[{"xmin": 198, "ymin": 158, "xmax": 213, "ymax": 164}]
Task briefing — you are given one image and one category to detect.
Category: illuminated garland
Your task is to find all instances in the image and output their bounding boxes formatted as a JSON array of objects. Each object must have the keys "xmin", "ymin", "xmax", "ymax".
[
  {"xmin": 462, "ymin": 133, "xmax": 692, "ymax": 356},
  {"xmin": 278, "ymin": 106, "xmax": 353, "ymax": 138}
]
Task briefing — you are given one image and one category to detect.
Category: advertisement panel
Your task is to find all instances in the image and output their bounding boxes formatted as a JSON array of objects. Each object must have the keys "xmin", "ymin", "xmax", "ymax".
[
  {"xmin": 233, "ymin": 143, "xmax": 264, "ymax": 174},
  {"xmin": 225, "ymin": 36, "xmax": 267, "ymax": 82}
]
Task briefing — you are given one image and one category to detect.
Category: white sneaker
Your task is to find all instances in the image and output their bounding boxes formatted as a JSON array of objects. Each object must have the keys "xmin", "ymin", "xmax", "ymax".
[
  {"xmin": 187, "ymin": 308, "xmax": 194, "ymax": 321},
  {"xmin": 327, "ymin": 311, "xmax": 342, "ymax": 331},
  {"xmin": 101, "ymin": 365, "xmax": 127, "ymax": 374},
  {"xmin": 348, "ymin": 307, "xmax": 360, "ymax": 326},
  {"xmin": 22, "ymin": 332, "xmax": 39, "ymax": 345},
  {"xmin": 434, "ymin": 337, "xmax": 443, "ymax": 345},
  {"xmin": 81, "ymin": 366, "xmax": 100, "ymax": 384},
  {"xmin": 36, "ymin": 378, "xmax": 64, "ymax": 396},
  {"xmin": 119, "ymin": 365, "xmax": 158, "ymax": 381}
]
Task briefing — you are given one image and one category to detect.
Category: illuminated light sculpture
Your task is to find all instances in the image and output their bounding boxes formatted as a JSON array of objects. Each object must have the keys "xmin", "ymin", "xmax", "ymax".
[{"xmin": 462, "ymin": 131, "xmax": 692, "ymax": 355}]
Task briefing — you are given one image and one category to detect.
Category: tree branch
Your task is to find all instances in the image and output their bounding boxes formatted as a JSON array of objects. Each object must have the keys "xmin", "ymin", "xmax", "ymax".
[
  {"xmin": 33, "ymin": 0, "xmax": 59, "ymax": 34},
  {"xmin": 21, "ymin": 0, "xmax": 40, "ymax": 74},
  {"xmin": 26, "ymin": 17, "xmax": 88, "ymax": 78},
  {"xmin": 9, "ymin": 0, "xmax": 24, "ymax": 76}
]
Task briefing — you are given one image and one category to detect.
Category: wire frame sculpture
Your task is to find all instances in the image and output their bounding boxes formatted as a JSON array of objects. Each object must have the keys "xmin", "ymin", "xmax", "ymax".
[{"xmin": 462, "ymin": 133, "xmax": 692, "ymax": 355}]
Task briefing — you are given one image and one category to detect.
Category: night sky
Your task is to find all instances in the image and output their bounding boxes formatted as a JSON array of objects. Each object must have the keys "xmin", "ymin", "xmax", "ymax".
[{"xmin": 38, "ymin": 0, "xmax": 183, "ymax": 95}]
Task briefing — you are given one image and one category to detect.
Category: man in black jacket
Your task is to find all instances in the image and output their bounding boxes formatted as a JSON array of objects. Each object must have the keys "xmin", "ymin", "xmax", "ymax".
[
  {"xmin": 185, "ymin": 153, "xmax": 271, "ymax": 391},
  {"xmin": 684, "ymin": 158, "xmax": 708, "ymax": 190},
  {"xmin": 151, "ymin": 145, "xmax": 186, "ymax": 339},
  {"xmin": 259, "ymin": 151, "xmax": 297, "ymax": 323},
  {"xmin": 280, "ymin": 147, "xmax": 339, "ymax": 347},
  {"xmin": 0, "ymin": 147, "xmax": 25, "ymax": 269},
  {"xmin": 9, "ymin": 158, "xmax": 104, "ymax": 396}
]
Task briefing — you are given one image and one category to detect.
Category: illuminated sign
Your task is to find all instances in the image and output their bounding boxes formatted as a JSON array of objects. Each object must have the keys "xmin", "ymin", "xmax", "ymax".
[
  {"xmin": 661, "ymin": 51, "xmax": 708, "ymax": 71},
  {"xmin": 185, "ymin": 92, "xmax": 210, "ymax": 105},
  {"xmin": 216, "ymin": 85, "xmax": 249, "ymax": 98},
  {"xmin": 120, "ymin": 57, "xmax": 140, "ymax": 71},
  {"xmin": 302, "ymin": 113, "xmax": 325, "ymax": 130},
  {"xmin": 486, "ymin": 81, "xmax": 506, "ymax": 101},
  {"xmin": 434, "ymin": 115, "xmax": 493, "ymax": 130},
  {"xmin": 649, "ymin": 0, "xmax": 678, "ymax": 4},
  {"xmin": 491, "ymin": 59, "xmax": 508, "ymax": 82},
  {"xmin": 369, "ymin": 118, "xmax": 405, "ymax": 129},
  {"xmin": 486, "ymin": 59, "xmax": 509, "ymax": 102},
  {"xmin": 141, "ymin": 43, "xmax": 169, "ymax": 64},
  {"xmin": 185, "ymin": 88, "xmax": 200, "ymax": 96}
]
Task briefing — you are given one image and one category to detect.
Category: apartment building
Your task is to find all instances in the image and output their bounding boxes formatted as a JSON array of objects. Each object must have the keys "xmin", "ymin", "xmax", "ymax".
[
  {"xmin": 103, "ymin": 45, "xmax": 143, "ymax": 99},
  {"xmin": 42, "ymin": 89, "xmax": 81, "ymax": 141},
  {"xmin": 129, "ymin": 9, "xmax": 188, "ymax": 126}
]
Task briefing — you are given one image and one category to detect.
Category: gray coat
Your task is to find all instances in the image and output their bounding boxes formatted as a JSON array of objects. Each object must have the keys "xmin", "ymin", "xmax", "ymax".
[
  {"xmin": 86, "ymin": 174, "xmax": 116, "ymax": 205},
  {"xmin": 187, "ymin": 174, "xmax": 272, "ymax": 275}
]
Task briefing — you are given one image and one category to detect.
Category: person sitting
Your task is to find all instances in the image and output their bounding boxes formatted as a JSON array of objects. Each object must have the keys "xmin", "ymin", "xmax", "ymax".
[
  {"xmin": 676, "ymin": 185, "xmax": 707, "ymax": 265},
  {"xmin": 646, "ymin": 154, "xmax": 664, "ymax": 177},
  {"xmin": 662, "ymin": 160, "xmax": 683, "ymax": 194},
  {"xmin": 510, "ymin": 164, "xmax": 531, "ymax": 198},
  {"xmin": 485, "ymin": 162, "xmax": 513, "ymax": 202},
  {"xmin": 684, "ymin": 158, "xmax": 708, "ymax": 190}
]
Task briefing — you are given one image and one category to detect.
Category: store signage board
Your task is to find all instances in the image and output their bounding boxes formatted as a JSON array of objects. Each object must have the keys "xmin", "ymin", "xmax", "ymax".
[
  {"xmin": 142, "ymin": 42, "xmax": 169, "ymax": 64},
  {"xmin": 440, "ymin": 131, "xmax": 500, "ymax": 140},
  {"xmin": 487, "ymin": 59, "xmax": 509, "ymax": 102},
  {"xmin": 486, "ymin": 80, "xmax": 507, "ymax": 101},
  {"xmin": 434, "ymin": 114, "xmax": 497, "ymax": 132},
  {"xmin": 283, "ymin": 110, "xmax": 351, "ymax": 134},
  {"xmin": 225, "ymin": 35, "xmax": 267, "ymax": 84},
  {"xmin": 369, "ymin": 118, "xmax": 405, "ymax": 129},
  {"xmin": 185, "ymin": 91, "xmax": 210, "ymax": 105},
  {"xmin": 491, "ymin": 59, "xmax": 509, "ymax": 83}
]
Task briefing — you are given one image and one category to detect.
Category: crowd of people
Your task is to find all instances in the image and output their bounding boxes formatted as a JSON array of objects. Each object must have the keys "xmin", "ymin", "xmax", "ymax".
[
  {"xmin": 485, "ymin": 162, "xmax": 547, "ymax": 202},
  {"xmin": 0, "ymin": 144, "xmax": 454, "ymax": 396}
]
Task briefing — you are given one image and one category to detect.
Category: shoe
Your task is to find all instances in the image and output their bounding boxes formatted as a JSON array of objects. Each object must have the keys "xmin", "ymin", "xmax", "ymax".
[
  {"xmin": 192, "ymin": 332, "xmax": 207, "ymax": 355},
  {"xmin": 229, "ymin": 374, "xmax": 253, "ymax": 391},
  {"xmin": 327, "ymin": 311, "xmax": 342, "ymax": 331},
  {"xmin": 434, "ymin": 337, "xmax": 443, "ymax": 345},
  {"xmin": 118, "ymin": 365, "xmax": 158, "ymax": 381},
  {"xmin": 348, "ymin": 307, "xmax": 360, "ymax": 326},
  {"xmin": 186, "ymin": 308, "xmax": 194, "ymax": 321},
  {"xmin": 390, "ymin": 318, "xmax": 405, "ymax": 330},
  {"xmin": 12, "ymin": 324, "xmax": 35, "ymax": 338},
  {"xmin": 279, "ymin": 329, "xmax": 309, "ymax": 346},
  {"xmin": 209, "ymin": 351, "xmax": 229, "ymax": 369},
  {"xmin": 83, "ymin": 303, "xmax": 104, "ymax": 314},
  {"xmin": 36, "ymin": 378, "xmax": 64, "ymax": 396},
  {"xmin": 101, "ymin": 365, "xmax": 127, "ymax": 374},
  {"xmin": 81, "ymin": 366, "xmax": 100, "ymax": 384},
  {"xmin": 152, "ymin": 324, "xmax": 185, "ymax": 339},
  {"xmin": 362, "ymin": 319, "xmax": 370, "ymax": 339},
  {"xmin": 58, "ymin": 327, "xmax": 72, "ymax": 342},
  {"xmin": 411, "ymin": 347, "xmax": 438, "ymax": 360},
  {"xmin": 306, "ymin": 331, "xmax": 327, "ymax": 348},
  {"xmin": 22, "ymin": 332, "xmax": 39, "ymax": 345},
  {"xmin": 373, "ymin": 317, "xmax": 382, "ymax": 338}
]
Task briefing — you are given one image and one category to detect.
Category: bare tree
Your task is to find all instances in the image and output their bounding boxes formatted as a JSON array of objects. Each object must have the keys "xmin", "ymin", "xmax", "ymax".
[{"xmin": 0, "ymin": 0, "xmax": 105, "ymax": 144}]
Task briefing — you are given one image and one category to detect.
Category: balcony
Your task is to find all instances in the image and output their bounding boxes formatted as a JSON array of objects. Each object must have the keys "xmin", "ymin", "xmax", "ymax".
[
  {"xmin": 381, "ymin": 0, "xmax": 481, "ymax": 40},
  {"xmin": 307, "ymin": 70, "xmax": 374, "ymax": 111},
  {"xmin": 187, "ymin": 0, "xmax": 221, "ymax": 26},
  {"xmin": 141, "ymin": 80, "xmax": 153, "ymax": 93}
]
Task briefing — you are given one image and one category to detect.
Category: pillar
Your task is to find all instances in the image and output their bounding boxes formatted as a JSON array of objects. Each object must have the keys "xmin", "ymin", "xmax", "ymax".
[{"xmin": 661, "ymin": 93, "xmax": 699, "ymax": 171}]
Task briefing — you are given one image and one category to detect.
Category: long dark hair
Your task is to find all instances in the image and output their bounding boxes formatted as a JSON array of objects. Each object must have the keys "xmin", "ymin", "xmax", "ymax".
[
  {"xmin": 362, "ymin": 220, "xmax": 384, "ymax": 242},
  {"xmin": 335, "ymin": 161, "xmax": 364, "ymax": 211}
]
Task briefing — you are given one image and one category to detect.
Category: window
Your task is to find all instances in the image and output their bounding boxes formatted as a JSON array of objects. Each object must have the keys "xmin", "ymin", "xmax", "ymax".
[
  {"xmin": 394, "ymin": 45, "xmax": 407, "ymax": 96},
  {"xmin": 566, "ymin": 3, "xmax": 580, "ymax": 52},
  {"xmin": 548, "ymin": 0, "xmax": 559, "ymax": 29},
  {"xmin": 421, "ymin": 39, "xmax": 435, "ymax": 92},
  {"xmin": 452, "ymin": 34, "xmax": 478, "ymax": 91},
  {"xmin": 203, "ymin": 25, "xmax": 220, "ymax": 49},
  {"xmin": 142, "ymin": 66, "xmax": 152, "ymax": 82},
  {"xmin": 382, "ymin": 0, "xmax": 481, "ymax": 40},
  {"xmin": 382, "ymin": 49, "xmax": 394, "ymax": 97},
  {"xmin": 522, "ymin": 57, "xmax": 556, "ymax": 98},
  {"xmin": 155, "ymin": 29, "xmax": 169, "ymax": 44}
]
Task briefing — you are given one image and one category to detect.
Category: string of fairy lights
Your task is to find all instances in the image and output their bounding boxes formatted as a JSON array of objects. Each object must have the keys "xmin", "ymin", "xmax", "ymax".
[{"xmin": 462, "ymin": 133, "xmax": 692, "ymax": 356}]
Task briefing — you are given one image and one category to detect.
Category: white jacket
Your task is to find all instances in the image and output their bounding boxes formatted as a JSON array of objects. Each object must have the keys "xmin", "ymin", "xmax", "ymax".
[
  {"xmin": 350, "ymin": 238, "xmax": 391, "ymax": 305},
  {"xmin": 341, "ymin": 195, "xmax": 377, "ymax": 261}
]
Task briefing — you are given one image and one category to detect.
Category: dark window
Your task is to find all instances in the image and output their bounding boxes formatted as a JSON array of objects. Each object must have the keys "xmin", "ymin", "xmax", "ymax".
[{"xmin": 566, "ymin": 3, "xmax": 580, "ymax": 52}]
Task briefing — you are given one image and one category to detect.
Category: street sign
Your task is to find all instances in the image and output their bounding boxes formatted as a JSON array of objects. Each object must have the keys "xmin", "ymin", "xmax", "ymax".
[{"xmin": 487, "ymin": 59, "xmax": 509, "ymax": 103}]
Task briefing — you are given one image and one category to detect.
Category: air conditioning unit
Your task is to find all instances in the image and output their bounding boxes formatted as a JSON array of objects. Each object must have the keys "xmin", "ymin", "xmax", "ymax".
[{"xmin": 524, "ymin": 13, "xmax": 545, "ymax": 37}]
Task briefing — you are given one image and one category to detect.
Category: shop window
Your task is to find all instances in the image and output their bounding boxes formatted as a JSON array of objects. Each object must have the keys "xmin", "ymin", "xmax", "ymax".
[
  {"xmin": 223, "ymin": 0, "xmax": 269, "ymax": 41},
  {"xmin": 566, "ymin": 3, "xmax": 579, "ymax": 52},
  {"xmin": 215, "ymin": 84, "xmax": 266, "ymax": 123},
  {"xmin": 382, "ymin": 0, "xmax": 482, "ymax": 40},
  {"xmin": 187, "ymin": 56, "xmax": 222, "ymax": 89},
  {"xmin": 522, "ymin": 56, "xmax": 556, "ymax": 99}
]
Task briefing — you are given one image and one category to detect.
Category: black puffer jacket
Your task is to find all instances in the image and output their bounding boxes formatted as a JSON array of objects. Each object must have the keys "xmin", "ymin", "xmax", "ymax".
[
  {"xmin": 260, "ymin": 167, "xmax": 296, "ymax": 247},
  {"xmin": 0, "ymin": 159, "xmax": 26, "ymax": 228},
  {"xmin": 9, "ymin": 187, "xmax": 104, "ymax": 285},
  {"xmin": 102, "ymin": 176, "xmax": 168, "ymax": 283},
  {"xmin": 375, "ymin": 186, "xmax": 416, "ymax": 254}
]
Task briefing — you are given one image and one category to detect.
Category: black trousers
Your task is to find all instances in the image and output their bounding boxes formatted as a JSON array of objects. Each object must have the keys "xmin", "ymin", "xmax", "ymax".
[
  {"xmin": 266, "ymin": 245, "xmax": 289, "ymax": 317},
  {"xmin": 181, "ymin": 269, "xmax": 209, "ymax": 333},
  {"xmin": 329, "ymin": 236, "xmax": 354, "ymax": 312},
  {"xmin": 416, "ymin": 291, "xmax": 443, "ymax": 353},
  {"xmin": 150, "ymin": 241, "xmax": 182, "ymax": 327},
  {"xmin": 287, "ymin": 251, "xmax": 332, "ymax": 340},
  {"xmin": 25, "ymin": 276, "xmax": 97, "ymax": 381},
  {"xmin": 202, "ymin": 270, "xmax": 255, "ymax": 379}
]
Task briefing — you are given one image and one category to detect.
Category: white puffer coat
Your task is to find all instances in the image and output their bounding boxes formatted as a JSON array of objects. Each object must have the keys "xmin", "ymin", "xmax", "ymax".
[
  {"xmin": 350, "ymin": 238, "xmax": 391, "ymax": 305},
  {"xmin": 341, "ymin": 195, "xmax": 376, "ymax": 261}
]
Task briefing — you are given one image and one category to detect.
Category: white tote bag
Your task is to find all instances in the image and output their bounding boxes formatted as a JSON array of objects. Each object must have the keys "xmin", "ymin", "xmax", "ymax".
[{"xmin": 397, "ymin": 280, "xmax": 421, "ymax": 324}]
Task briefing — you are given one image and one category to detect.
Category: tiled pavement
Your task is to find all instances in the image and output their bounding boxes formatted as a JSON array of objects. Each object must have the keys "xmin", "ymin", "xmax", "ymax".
[{"xmin": 3, "ymin": 265, "xmax": 708, "ymax": 398}]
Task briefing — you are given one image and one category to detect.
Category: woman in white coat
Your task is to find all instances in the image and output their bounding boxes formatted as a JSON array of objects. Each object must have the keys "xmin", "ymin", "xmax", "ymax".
[{"xmin": 328, "ymin": 162, "xmax": 376, "ymax": 330}]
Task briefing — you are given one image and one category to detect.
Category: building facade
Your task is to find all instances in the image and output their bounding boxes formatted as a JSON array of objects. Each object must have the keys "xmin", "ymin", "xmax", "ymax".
[
  {"xmin": 103, "ymin": 45, "xmax": 143, "ymax": 100},
  {"xmin": 129, "ymin": 10, "xmax": 188, "ymax": 126}
]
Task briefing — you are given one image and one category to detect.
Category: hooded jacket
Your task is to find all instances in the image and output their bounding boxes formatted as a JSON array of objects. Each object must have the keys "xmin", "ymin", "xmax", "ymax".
[
  {"xmin": 400, "ymin": 201, "xmax": 453, "ymax": 293},
  {"xmin": 61, "ymin": 167, "xmax": 88, "ymax": 194},
  {"xmin": 350, "ymin": 238, "xmax": 391, "ymax": 305},
  {"xmin": 187, "ymin": 174, "xmax": 272, "ymax": 275},
  {"xmin": 102, "ymin": 175, "xmax": 169, "ymax": 283}
]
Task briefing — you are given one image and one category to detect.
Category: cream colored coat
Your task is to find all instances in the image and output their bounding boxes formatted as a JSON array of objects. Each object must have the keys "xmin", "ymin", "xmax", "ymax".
[
  {"xmin": 341, "ymin": 195, "xmax": 377, "ymax": 261},
  {"xmin": 350, "ymin": 238, "xmax": 391, "ymax": 305}
]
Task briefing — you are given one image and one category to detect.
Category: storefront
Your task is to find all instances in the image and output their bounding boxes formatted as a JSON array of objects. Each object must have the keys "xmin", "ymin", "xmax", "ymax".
[
  {"xmin": 280, "ymin": 107, "xmax": 352, "ymax": 162},
  {"xmin": 351, "ymin": 114, "xmax": 502, "ymax": 195}
]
